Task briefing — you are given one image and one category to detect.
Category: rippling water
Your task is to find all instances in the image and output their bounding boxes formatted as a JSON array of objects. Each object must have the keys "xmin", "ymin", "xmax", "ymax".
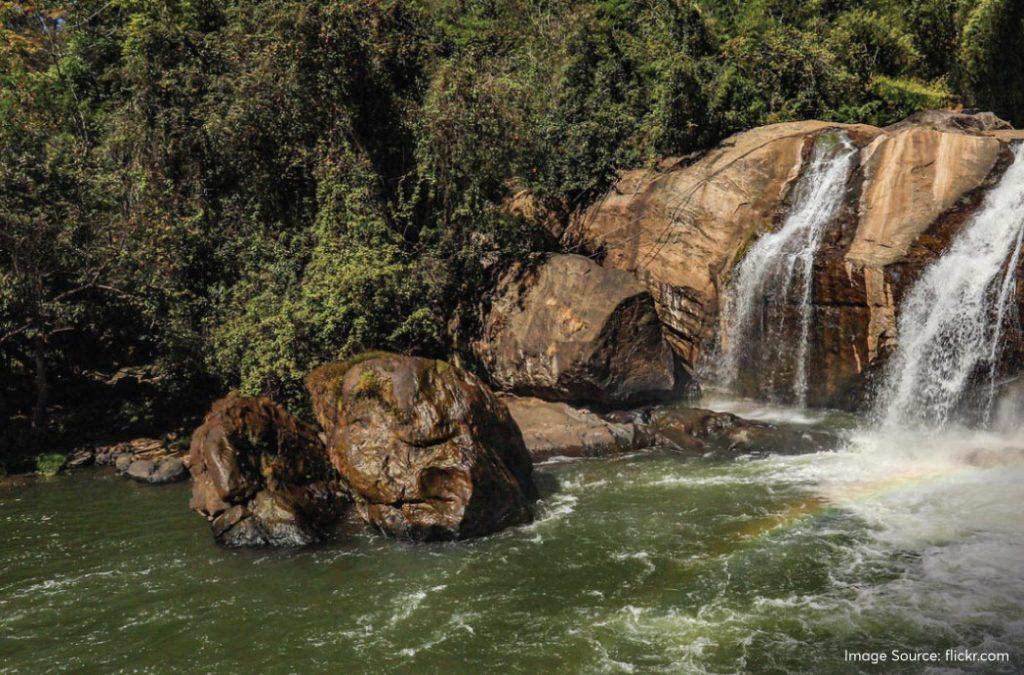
[{"xmin": 2, "ymin": 404, "xmax": 1023, "ymax": 672}]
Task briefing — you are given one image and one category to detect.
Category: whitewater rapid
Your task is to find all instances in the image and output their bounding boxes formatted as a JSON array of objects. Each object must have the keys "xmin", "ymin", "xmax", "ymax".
[
  {"xmin": 699, "ymin": 396, "xmax": 1024, "ymax": 667},
  {"xmin": 877, "ymin": 143, "xmax": 1024, "ymax": 429},
  {"xmin": 701, "ymin": 142, "xmax": 1024, "ymax": 669}
]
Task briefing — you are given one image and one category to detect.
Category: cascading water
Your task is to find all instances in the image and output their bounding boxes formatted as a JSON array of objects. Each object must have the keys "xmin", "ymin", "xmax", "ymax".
[
  {"xmin": 876, "ymin": 143, "xmax": 1024, "ymax": 429},
  {"xmin": 716, "ymin": 132, "xmax": 857, "ymax": 406}
]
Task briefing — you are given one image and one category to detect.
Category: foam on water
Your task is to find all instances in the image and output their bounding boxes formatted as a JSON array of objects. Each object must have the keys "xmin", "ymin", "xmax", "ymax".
[
  {"xmin": 700, "ymin": 393, "xmax": 840, "ymax": 426},
  {"xmin": 3, "ymin": 443, "xmax": 1023, "ymax": 671},
  {"xmin": 759, "ymin": 426, "xmax": 1024, "ymax": 651}
]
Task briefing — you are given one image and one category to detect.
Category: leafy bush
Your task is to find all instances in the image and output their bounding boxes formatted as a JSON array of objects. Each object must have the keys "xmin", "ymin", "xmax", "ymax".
[
  {"xmin": 2, "ymin": 0, "xmax": 1022, "ymax": 463},
  {"xmin": 35, "ymin": 453, "xmax": 66, "ymax": 477}
]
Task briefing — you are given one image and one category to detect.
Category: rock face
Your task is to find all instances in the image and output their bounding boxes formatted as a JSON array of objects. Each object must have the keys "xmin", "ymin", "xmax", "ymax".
[
  {"xmin": 188, "ymin": 394, "xmax": 344, "ymax": 547},
  {"xmin": 474, "ymin": 254, "xmax": 683, "ymax": 406},
  {"xmin": 846, "ymin": 127, "xmax": 1003, "ymax": 267},
  {"xmin": 503, "ymin": 396, "xmax": 653, "ymax": 462},
  {"xmin": 650, "ymin": 407, "xmax": 835, "ymax": 456},
  {"xmin": 306, "ymin": 353, "xmax": 537, "ymax": 542},
  {"xmin": 568, "ymin": 111, "xmax": 1024, "ymax": 408},
  {"xmin": 565, "ymin": 121, "xmax": 881, "ymax": 365}
]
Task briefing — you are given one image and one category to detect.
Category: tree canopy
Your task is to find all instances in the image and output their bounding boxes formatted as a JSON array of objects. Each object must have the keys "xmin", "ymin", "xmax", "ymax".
[{"xmin": 2, "ymin": 0, "xmax": 1021, "ymax": 469}]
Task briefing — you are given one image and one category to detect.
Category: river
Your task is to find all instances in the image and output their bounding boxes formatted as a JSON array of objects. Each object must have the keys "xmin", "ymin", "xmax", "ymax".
[{"xmin": 3, "ymin": 397, "xmax": 1022, "ymax": 672}]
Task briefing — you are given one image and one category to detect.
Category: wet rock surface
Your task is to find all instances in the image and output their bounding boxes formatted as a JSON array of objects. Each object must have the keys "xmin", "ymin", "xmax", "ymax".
[
  {"xmin": 474, "ymin": 254, "xmax": 684, "ymax": 407},
  {"xmin": 94, "ymin": 437, "xmax": 173, "ymax": 467},
  {"xmin": 71, "ymin": 437, "xmax": 190, "ymax": 484},
  {"xmin": 188, "ymin": 393, "xmax": 346, "ymax": 547},
  {"xmin": 124, "ymin": 456, "xmax": 187, "ymax": 484},
  {"xmin": 568, "ymin": 111, "xmax": 1024, "ymax": 408},
  {"xmin": 307, "ymin": 353, "xmax": 537, "ymax": 542},
  {"xmin": 564, "ymin": 120, "xmax": 881, "ymax": 367},
  {"xmin": 503, "ymin": 396, "xmax": 654, "ymax": 462},
  {"xmin": 650, "ymin": 406, "xmax": 835, "ymax": 456},
  {"xmin": 66, "ymin": 449, "xmax": 95, "ymax": 469}
]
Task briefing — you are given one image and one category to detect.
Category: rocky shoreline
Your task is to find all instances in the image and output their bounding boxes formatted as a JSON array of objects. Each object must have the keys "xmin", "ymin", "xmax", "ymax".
[{"xmin": 35, "ymin": 347, "xmax": 828, "ymax": 548}]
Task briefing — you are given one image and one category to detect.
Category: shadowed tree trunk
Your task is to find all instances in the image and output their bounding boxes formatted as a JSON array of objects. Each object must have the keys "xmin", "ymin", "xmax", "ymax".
[{"xmin": 30, "ymin": 337, "xmax": 48, "ymax": 452}]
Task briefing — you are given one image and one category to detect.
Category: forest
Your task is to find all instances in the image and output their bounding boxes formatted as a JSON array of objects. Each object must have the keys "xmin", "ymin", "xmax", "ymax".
[{"xmin": 2, "ymin": 0, "xmax": 1023, "ymax": 471}]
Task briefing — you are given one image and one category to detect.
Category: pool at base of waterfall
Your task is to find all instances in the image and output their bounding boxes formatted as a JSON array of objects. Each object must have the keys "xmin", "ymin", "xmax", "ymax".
[{"xmin": 2, "ymin": 401, "xmax": 1022, "ymax": 673}]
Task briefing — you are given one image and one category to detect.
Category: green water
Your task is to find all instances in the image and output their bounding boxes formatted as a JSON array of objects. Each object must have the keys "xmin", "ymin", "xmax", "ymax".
[{"xmin": 3, "ymin": 417, "xmax": 1023, "ymax": 673}]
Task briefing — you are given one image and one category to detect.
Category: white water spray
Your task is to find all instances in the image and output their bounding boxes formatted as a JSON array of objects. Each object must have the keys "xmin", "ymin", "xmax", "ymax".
[
  {"xmin": 877, "ymin": 144, "xmax": 1024, "ymax": 429},
  {"xmin": 718, "ymin": 132, "xmax": 857, "ymax": 405}
]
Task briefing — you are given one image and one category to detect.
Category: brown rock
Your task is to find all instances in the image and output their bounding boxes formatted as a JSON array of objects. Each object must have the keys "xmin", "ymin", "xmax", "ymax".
[
  {"xmin": 886, "ymin": 109, "xmax": 1013, "ymax": 134},
  {"xmin": 565, "ymin": 121, "xmax": 882, "ymax": 366},
  {"xmin": 187, "ymin": 393, "xmax": 344, "ymax": 547},
  {"xmin": 650, "ymin": 407, "xmax": 834, "ymax": 456},
  {"xmin": 847, "ymin": 127, "xmax": 1003, "ymax": 267},
  {"xmin": 474, "ymin": 254, "xmax": 683, "ymax": 406},
  {"xmin": 817, "ymin": 124, "xmax": 1016, "ymax": 405},
  {"xmin": 569, "ymin": 111, "xmax": 1023, "ymax": 408},
  {"xmin": 306, "ymin": 353, "xmax": 536, "ymax": 542},
  {"xmin": 502, "ymin": 396, "xmax": 653, "ymax": 462},
  {"xmin": 114, "ymin": 453, "xmax": 134, "ymax": 473},
  {"xmin": 66, "ymin": 448, "xmax": 94, "ymax": 469},
  {"xmin": 125, "ymin": 456, "xmax": 187, "ymax": 484},
  {"xmin": 95, "ymin": 437, "xmax": 167, "ymax": 466}
]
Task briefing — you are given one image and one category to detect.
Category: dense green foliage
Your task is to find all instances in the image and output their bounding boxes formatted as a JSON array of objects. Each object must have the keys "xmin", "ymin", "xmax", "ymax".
[{"xmin": 1, "ymin": 0, "xmax": 1021, "ymax": 467}]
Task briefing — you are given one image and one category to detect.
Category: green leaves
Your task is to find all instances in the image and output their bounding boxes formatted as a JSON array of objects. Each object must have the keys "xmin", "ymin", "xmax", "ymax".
[
  {"xmin": 2, "ymin": 0, "xmax": 1023, "ymax": 463},
  {"xmin": 959, "ymin": 0, "xmax": 1024, "ymax": 126}
]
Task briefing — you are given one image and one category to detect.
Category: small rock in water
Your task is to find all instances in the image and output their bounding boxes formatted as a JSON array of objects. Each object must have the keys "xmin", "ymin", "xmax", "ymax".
[
  {"xmin": 503, "ymin": 395, "xmax": 654, "ymax": 462},
  {"xmin": 114, "ymin": 454, "xmax": 134, "ymax": 473},
  {"xmin": 650, "ymin": 406, "xmax": 833, "ymax": 456},
  {"xmin": 124, "ymin": 457, "xmax": 187, "ymax": 484},
  {"xmin": 66, "ymin": 449, "xmax": 95, "ymax": 469}
]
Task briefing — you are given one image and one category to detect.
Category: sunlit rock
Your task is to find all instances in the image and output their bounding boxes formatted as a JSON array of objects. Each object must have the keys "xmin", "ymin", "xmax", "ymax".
[
  {"xmin": 474, "ymin": 253, "xmax": 685, "ymax": 406},
  {"xmin": 306, "ymin": 353, "xmax": 537, "ymax": 542}
]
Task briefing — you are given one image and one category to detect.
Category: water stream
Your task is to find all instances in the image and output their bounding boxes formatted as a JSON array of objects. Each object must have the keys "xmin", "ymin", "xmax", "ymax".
[
  {"xmin": 717, "ymin": 132, "xmax": 857, "ymax": 406},
  {"xmin": 877, "ymin": 143, "xmax": 1024, "ymax": 429},
  {"xmin": 2, "ymin": 417, "xmax": 1022, "ymax": 672}
]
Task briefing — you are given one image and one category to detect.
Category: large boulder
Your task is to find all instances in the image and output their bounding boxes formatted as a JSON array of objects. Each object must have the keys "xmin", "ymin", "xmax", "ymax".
[
  {"xmin": 188, "ymin": 394, "xmax": 345, "ymax": 547},
  {"xmin": 568, "ymin": 111, "xmax": 1024, "ymax": 408},
  {"xmin": 502, "ymin": 396, "xmax": 653, "ymax": 462},
  {"xmin": 474, "ymin": 254, "xmax": 683, "ymax": 406},
  {"xmin": 564, "ymin": 120, "xmax": 881, "ymax": 365},
  {"xmin": 306, "ymin": 353, "xmax": 537, "ymax": 542}
]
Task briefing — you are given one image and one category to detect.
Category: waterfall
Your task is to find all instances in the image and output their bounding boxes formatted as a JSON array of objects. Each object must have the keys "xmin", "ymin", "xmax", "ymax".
[
  {"xmin": 716, "ymin": 132, "xmax": 857, "ymax": 405},
  {"xmin": 877, "ymin": 143, "xmax": 1024, "ymax": 429}
]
